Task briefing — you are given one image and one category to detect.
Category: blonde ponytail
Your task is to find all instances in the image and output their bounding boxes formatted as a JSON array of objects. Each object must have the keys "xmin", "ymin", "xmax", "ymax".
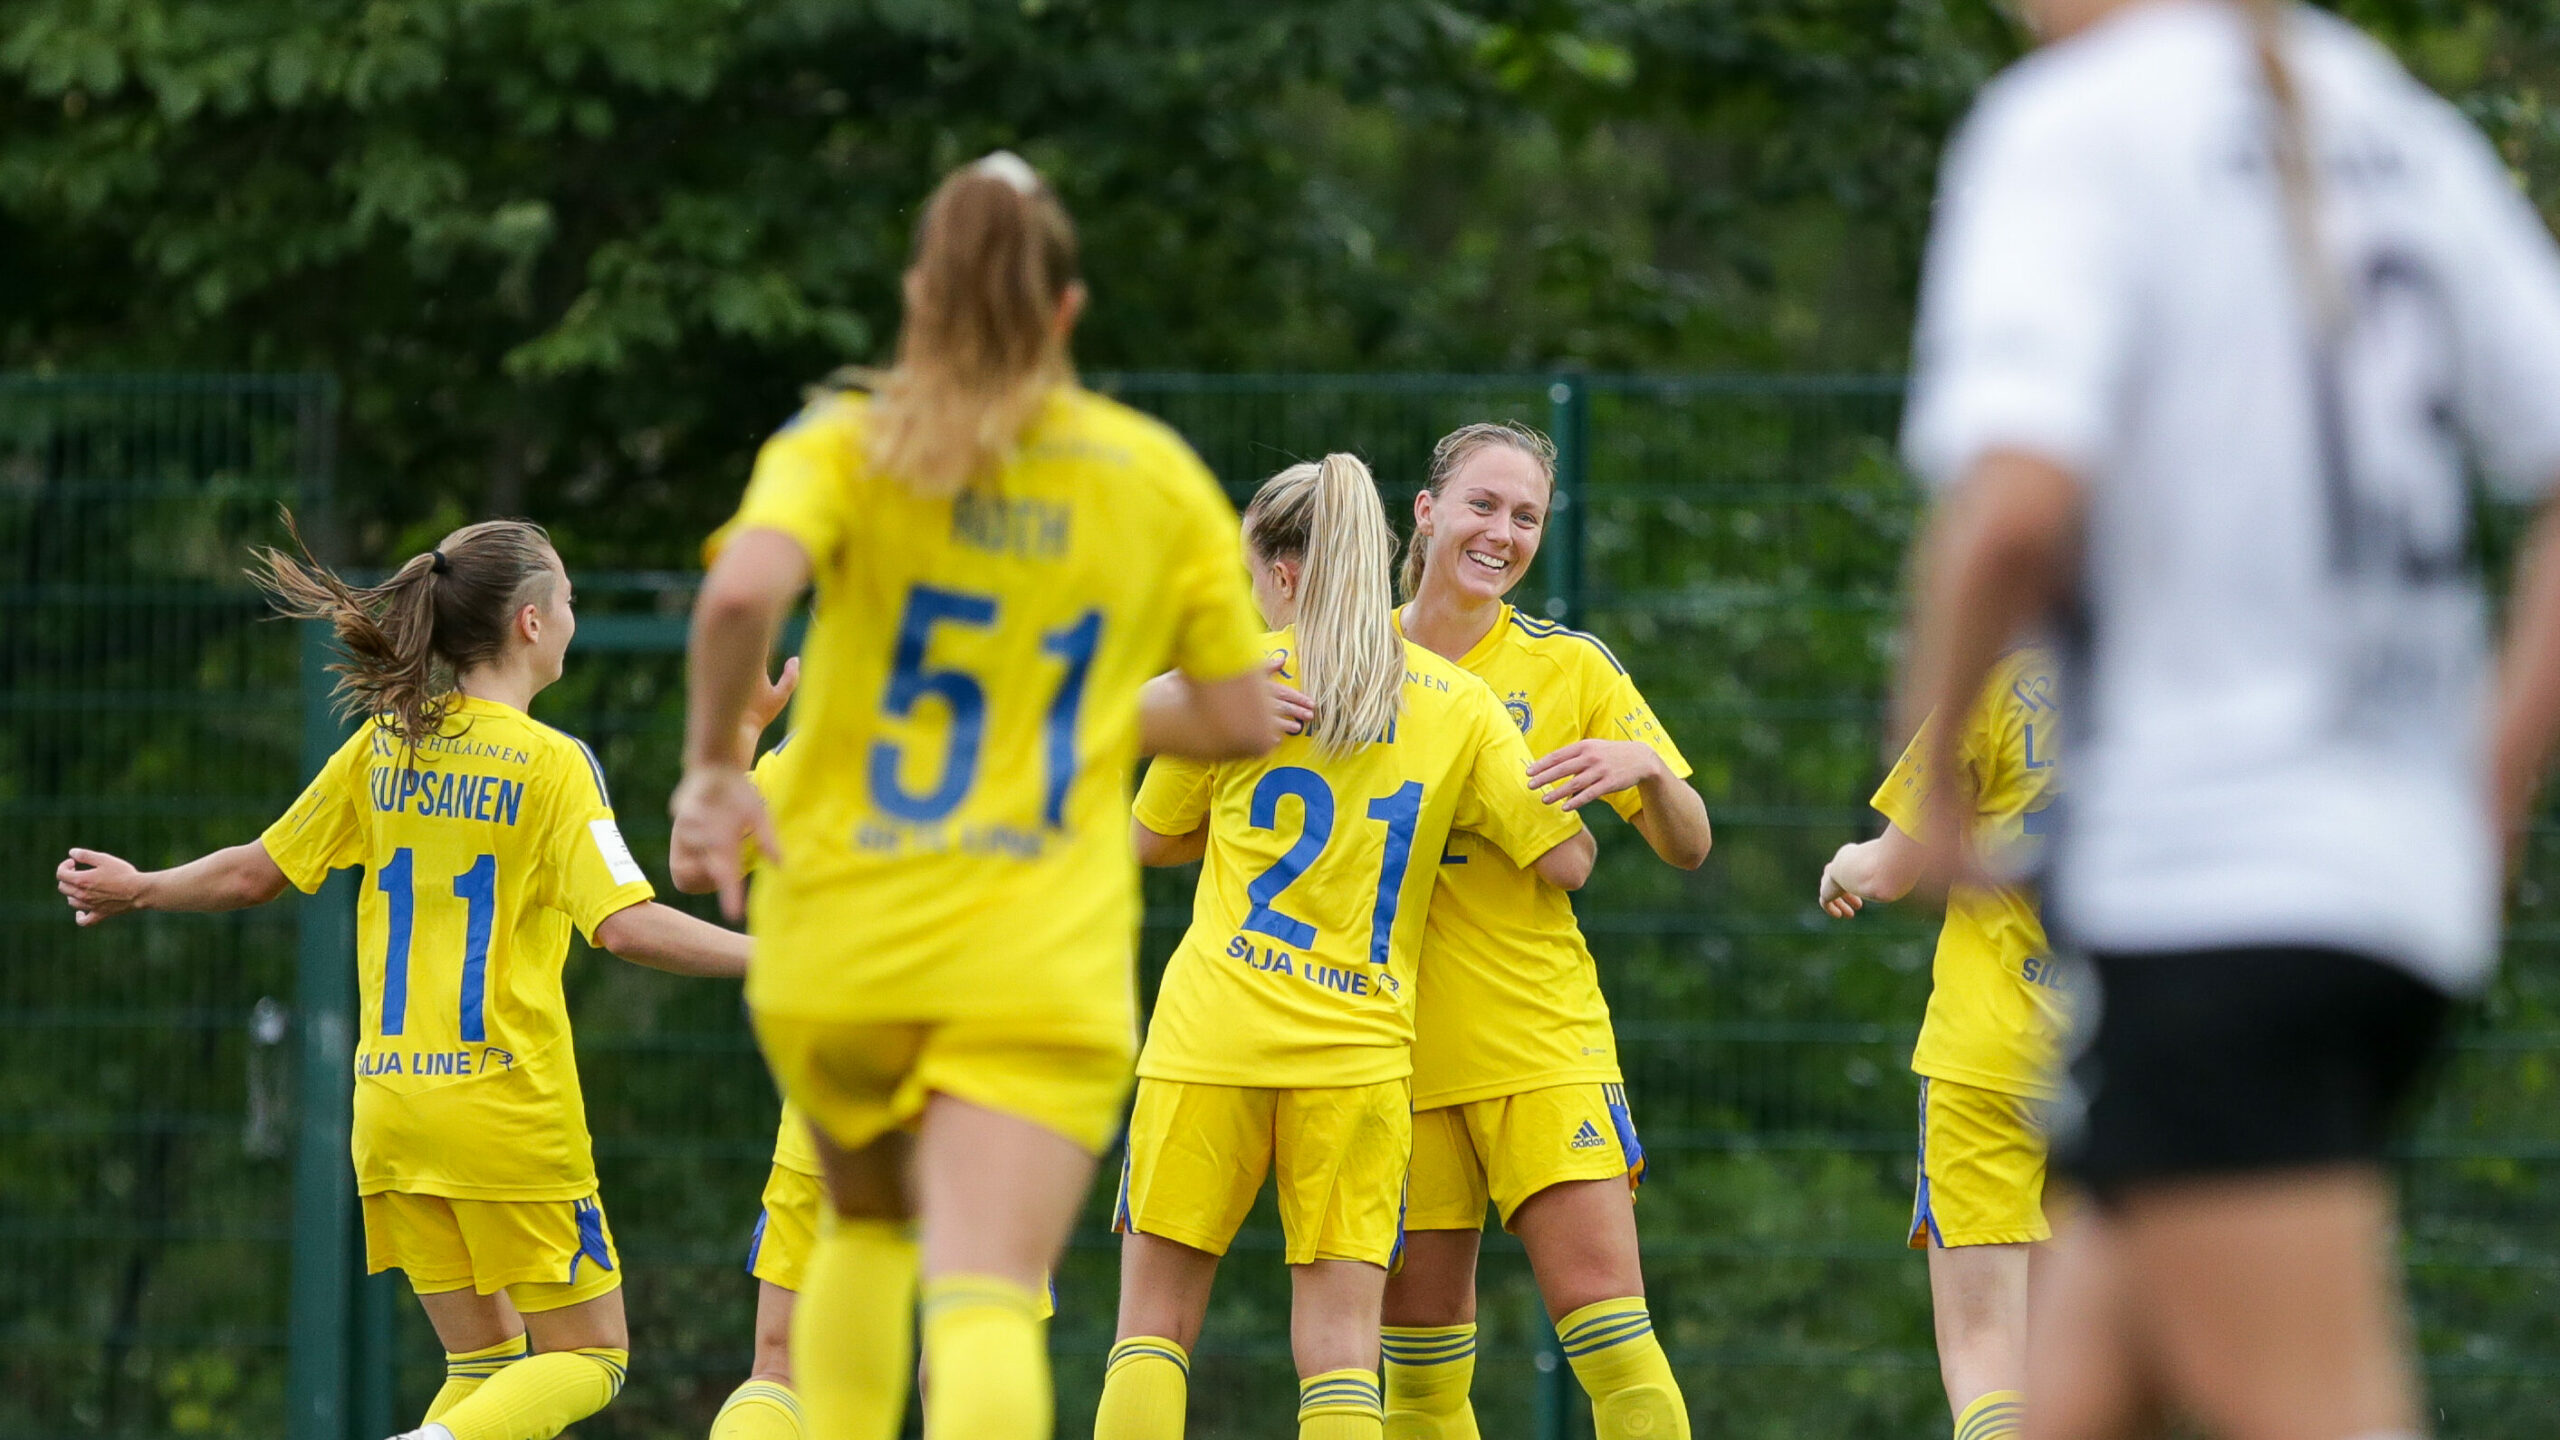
[
  {"xmin": 1245, "ymin": 454, "xmax": 1403, "ymax": 756},
  {"xmin": 865, "ymin": 152, "xmax": 1082, "ymax": 498}
]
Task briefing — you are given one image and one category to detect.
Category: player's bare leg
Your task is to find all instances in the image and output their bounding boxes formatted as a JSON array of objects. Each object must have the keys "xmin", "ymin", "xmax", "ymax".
[
  {"xmin": 1929, "ymin": 1241, "xmax": 2032, "ymax": 1420},
  {"xmin": 1512, "ymin": 1179, "xmax": 1687, "ymax": 1440},
  {"xmin": 1380, "ymin": 1229, "xmax": 1485, "ymax": 1440},
  {"xmin": 2020, "ymin": 1202, "xmax": 2155, "ymax": 1440},
  {"xmin": 1382, "ymin": 1229, "xmax": 1482, "ymax": 1327},
  {"xmin": 2121, "ymin": 1169, "xmax": 2419, "ymax": 1440},
  {"xmin": 403, "ymin": 1286, "xmax": 628, "ymax": 1440},
  {"xmin": 908, "ymin": 1091, "xmax": 1095, "ymax": 1440}
]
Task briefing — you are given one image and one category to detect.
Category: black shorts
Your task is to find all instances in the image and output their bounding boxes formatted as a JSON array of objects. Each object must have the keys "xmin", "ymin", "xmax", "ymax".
[{"xmin": 2055, "ymin": 946, "xmax": 2450, "ymax": 1201}]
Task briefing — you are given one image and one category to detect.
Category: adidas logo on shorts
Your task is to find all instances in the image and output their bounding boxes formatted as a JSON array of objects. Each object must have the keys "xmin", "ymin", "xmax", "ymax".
[{"xmin": 1569, "ymin": 1119, "xmax": 1607, "ymax": 1151}]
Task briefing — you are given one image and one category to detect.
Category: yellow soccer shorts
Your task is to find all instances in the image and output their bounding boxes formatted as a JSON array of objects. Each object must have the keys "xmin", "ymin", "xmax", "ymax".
[
  {"xmin": 362, "ymin": 1190, "xmax": 622, "ymax": 1312},
  {"xmin": 1113, "ymin": 1077, "xmax": 1412, "ymax": 1267},
  {"xmin": 747, "ymin": 1162, "xmax": 827, "ymax": 1291},
  {"xmin": 1909, "ymin": 1077, "xmax": 2051, "ymax": 1249},
  {"xmin": 753, "ymin": 1012, "xmax": 1134, "ymax": 1157},
  {"xmin": 1404, "ymin": 1082, "xmax": 1646, "ymax": 1231}
]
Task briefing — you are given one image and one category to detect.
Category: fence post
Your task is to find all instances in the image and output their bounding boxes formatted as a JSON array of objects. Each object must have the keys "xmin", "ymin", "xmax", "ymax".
[
  {"xmin": 1543, "ymin": 373, "xmax": 1588, "ymax": 625},
  {"xmin": 288, "ymin": 619, "xmax": 358, "ymax": 1440}
]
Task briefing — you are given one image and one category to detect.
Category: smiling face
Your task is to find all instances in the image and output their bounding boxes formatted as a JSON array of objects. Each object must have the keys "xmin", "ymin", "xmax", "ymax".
[{"xmin": 1414, "ymin": 442, "xmax": 1550, "ymax": 605}]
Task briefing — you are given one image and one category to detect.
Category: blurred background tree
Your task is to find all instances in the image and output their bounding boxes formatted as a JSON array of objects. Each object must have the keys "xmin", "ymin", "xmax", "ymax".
[{"xmin": 6, "ymin": 1, "xmax": 2554, "ymax": 560}]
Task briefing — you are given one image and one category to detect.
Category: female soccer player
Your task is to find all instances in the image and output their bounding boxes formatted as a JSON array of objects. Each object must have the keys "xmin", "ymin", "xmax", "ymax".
[
  {"xmin": 1096, "ymin": 453, "xmax": 1596, "ymax": 1440},
  {"xmin": 671, "ymin": 152, "xmax": 1280, "ymax": 1440},
  {"xmin": 1896, "ymin": 1, "xmax": 2560, "ymax": 1435},
  {"xmin": 1379, "ymin": 422, "xmax": 1710, "ymax": 1440},
  {"xmin": 666, "ymin": 661, "xmax": 814, "ymax": 1440},
  {"xmin": 672, "ymin": 663, "xmax": 1062, "ymax": 1440},
  {"xmin": 1818, "ymin": 648, "xmax": 2062, "ymax": 1440},
  {"xmin": 55, "ymin": 517, "xmax": 754, "ymax": 1440}
]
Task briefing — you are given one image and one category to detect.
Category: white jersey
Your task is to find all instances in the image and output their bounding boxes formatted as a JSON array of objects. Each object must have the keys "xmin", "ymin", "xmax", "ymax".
[{"xmin": 1904, "ymin": 0, "xmax": 2560, "ymax": 992}]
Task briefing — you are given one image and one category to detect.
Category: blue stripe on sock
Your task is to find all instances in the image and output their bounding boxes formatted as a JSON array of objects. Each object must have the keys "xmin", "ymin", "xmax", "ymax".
[
  {"xmin": 1558, "ymin": 1316, "xmax": 1655, "ymax": 1357},
  {"xmin": 1558, "ymin": 1311, "xmax": 1653, "ymax": 1347},
  {"xmin": 1380, "ymin": 1335, "xmax": 1477, "ymax": 1360},
  {"xmin": 1108, "ymin": 1341, "xmax": 1191, "ymax": 1375}
]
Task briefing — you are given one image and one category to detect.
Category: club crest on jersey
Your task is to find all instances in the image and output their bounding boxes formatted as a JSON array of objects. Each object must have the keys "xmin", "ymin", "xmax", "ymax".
[
  {"xmin": 1504, "ymin": 690, "xmax": 1534, "ymax": 734},
  {"xmin": 1569, "ymin": 1119, "xmax": 1608, "ymax": 1151}
]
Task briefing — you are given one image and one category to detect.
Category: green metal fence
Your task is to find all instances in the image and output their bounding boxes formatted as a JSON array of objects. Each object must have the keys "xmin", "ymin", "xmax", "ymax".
[{"xmin": 11, "ymin": 373, "xmax": 2560, "ymax": 1440}]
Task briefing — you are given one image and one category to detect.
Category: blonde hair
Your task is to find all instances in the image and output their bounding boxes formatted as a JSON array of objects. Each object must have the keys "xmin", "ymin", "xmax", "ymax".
[
  {"xmin": 251, "ymin": 511, "xmax": 559, "ymax": 758},
  {"xmin": 1399, "ymin": 421, "xmax": 1557, "ymax": 600},
  {"xmin": 1246, "ymin": 454, "xmax": 1403, "ymax": 756},
  {"xmin": 864, "ymin": 152, "xmax": 1081, "ymax": 498}
]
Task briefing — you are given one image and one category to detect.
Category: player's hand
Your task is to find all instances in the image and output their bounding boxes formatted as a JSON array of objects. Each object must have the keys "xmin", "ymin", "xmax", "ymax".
[
  {"xmin": 1269, "ymin": 658, "xmax": 1315, "ymax": 737},
  {"xmin": 1818, "ymin": 845, "xmax": 1866, "ymax": 919},
  {"xmin": 733, "ymin": 656, "xmax": 800, "ymax": 764},
  {"xmin": 1528, "ymin": 739, "xmax": 1663, "ymax": 811},
  {"xmin": 670, "ymin": 768, "xmax": 775, "ymax": 922},
  {"xmin": 58, "ymin": 848, "xmax": 144, "ymax": 926}
]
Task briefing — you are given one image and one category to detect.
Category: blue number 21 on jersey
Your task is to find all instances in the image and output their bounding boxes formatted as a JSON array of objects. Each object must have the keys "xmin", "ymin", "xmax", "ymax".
[
  {"xmin": 1241, "ymin": 766, "xmax": 1423, "ymax": 967},
  {"xmin": 871, "ymin": 584, "xmax": 1102, "ymax": 827}
]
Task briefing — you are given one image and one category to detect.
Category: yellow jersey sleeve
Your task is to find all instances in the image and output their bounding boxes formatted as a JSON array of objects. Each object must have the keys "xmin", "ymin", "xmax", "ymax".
[
  {"xmin": 1870, "ymin": 724, "xmax": 1930, "ymax": 839},
  {"xmin": 712, "ymin": 400, "xmax": 860, "ymax": 569},
  {"xmin": 528, "ymin": 737, "xmax": 656, "ymax": 944},
  {"xmin": 261, "ymin": 726, "xmax": 374, "ymax": 892},
  {"xmin": 1157, "ymin": 450, "xmax": 1267, "ymax": 682},
  {"xmin": 1133, "ymin": 754, "xmax": 1217, "ymax": 838},
  {"xmin": 1454, "ymin": 683, "xmax": 1585, "ymax": 868},
  {"xmin": 1584, "ymin": 665, "xmax": 1694, "ymax": 823}
]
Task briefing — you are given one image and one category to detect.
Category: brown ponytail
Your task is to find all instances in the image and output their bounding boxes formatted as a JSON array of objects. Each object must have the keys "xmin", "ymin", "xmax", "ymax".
[
  {"xmin": 865, "ymin": 152, "xmax": 1082, "ymax": 498},
  {"xmin": 2243, "ymin": 0, "xmax": 2342, "ymax": 335},
  {"xmin": 1399, "ymin": 421, "xmax": 1557, "ymax": 600},
  {"xmin": 1246, "ymin": 455, "xmax": 1404, "ymax": 756},
  {"xmin": 250, "ymin": 511, "xmax": 560, "ymax": 755}
]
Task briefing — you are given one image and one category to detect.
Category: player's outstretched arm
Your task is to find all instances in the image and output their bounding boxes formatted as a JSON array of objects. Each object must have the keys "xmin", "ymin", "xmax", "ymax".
[
  {"xmin": 1529, "ymin": 824, "xmax": 1598, "ymax": 892},
  {"xmin": 1130, "ymin": 816, "xmax": 1209, "ymax": 868},
  {"xmin": 592, "ymin": 900, "xmax": 752, "ymax": 979},
  {"xmin": 1818, "ymin": 823, "xmax": 1926, "ymax": 919},
  {"xmin": 57, "ymin": 842, "xmax": 289, "ymax": 927}
]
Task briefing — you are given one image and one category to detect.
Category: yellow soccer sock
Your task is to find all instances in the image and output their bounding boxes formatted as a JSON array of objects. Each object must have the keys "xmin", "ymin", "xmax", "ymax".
[
  {"xmin": 711, "ymin": 1378, "xmax": 806, "ymax": 1440},
  {"xmin": 426, "ymin": 1333, "xmax": 531, "ymax": 1423},
  {"xmin": 1093, "ymin": 1335, "xmax": 1190, "ymax": 1440},
  {"xmin": 791, "ymin": 1218, "xmax": 919, "ymax": 1440},
  {"xmin": 1954, "ymin": 1389, "xmax": 2024, "ymax": 1440},
  {"xmin": 1298, "ymin": 1367, "xmax": 1385, "ymax": 1440},
  {"xmin": 432, "ymin": 1346, "xmax": 627, "ymax": 1440},
  {"xmin": 1380, "ymin": 1325, "xmax": 1479, "ymax": 1440},
  {"xmin": 1555, "ymin": 1298, "xmax": 1689, "ymax": 1440},
  {"xmin": 920, "ymin": 1273, "xmax": 1051, "ymax": 1440}
]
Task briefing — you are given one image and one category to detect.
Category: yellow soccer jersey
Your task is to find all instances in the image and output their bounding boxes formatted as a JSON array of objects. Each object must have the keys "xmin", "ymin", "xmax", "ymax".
[
  {"xmin": 716, "ymin": 385, "xmax": 1267, "ymax": 1046},
  {"xmin": 1404, "ymin": 605, "xmax": 1692, "ymax": 1109},
  {"xmin": 1871, "ymin": 647, "xmax": 2067, "ymax": 1101},
  {"xmin": 261, "ymin": 698, "xmax": 656, "ymax": 1200},
  {"xmin": 1133, "ymin": 631, "xmax": 1583, "ymax": 1090}
]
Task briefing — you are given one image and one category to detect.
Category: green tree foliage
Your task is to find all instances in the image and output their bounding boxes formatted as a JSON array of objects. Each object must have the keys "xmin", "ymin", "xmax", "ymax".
[{"xmin": 6, "ymin": 2, "xmax": 2557, "ymax": 561}]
